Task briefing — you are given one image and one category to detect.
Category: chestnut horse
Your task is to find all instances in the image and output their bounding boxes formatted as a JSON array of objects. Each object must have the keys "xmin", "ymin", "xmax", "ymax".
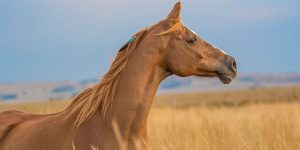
[{"xmin": 0, "ymin": 2, "xmax": 237, "ymax": 150}]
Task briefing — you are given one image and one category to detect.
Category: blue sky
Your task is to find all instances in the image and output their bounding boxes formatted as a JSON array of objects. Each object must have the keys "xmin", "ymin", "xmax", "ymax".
[{"xmin": 1, "ymin": 0, "xmax": 300, "ymax": 83}]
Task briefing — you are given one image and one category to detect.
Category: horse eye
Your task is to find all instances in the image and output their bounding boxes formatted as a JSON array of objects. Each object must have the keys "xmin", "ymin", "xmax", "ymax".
[{"xmin": 187, "ymin": 37, "xmax": 197, "ymax": 44}]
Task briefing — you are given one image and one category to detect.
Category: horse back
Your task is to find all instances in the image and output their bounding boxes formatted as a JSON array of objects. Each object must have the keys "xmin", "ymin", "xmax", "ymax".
[{"xmin": 0, "ymin": 110, "xmax": 40, "ymax": 142}]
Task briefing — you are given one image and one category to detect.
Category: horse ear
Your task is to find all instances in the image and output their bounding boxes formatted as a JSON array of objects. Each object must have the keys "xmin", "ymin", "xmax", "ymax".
[{"xmin": 166, "ymin": 1, "xmax": 181, "ymax": 21}]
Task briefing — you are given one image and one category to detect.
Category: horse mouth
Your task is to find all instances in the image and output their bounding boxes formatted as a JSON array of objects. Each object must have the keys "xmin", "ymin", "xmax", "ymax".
[
  {"xmin": 196, "ymin": 69, "xmax": 235, "ymax": 84},
  {"xmin": 217, "ymin": 73, "xmax": 233, "ymax": 84}
]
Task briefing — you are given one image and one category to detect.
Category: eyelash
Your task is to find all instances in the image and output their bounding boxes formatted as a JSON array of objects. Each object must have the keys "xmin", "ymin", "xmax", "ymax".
[{"xmin": 187, "ymin": 37, "xmax": 197, "ymax": 44}]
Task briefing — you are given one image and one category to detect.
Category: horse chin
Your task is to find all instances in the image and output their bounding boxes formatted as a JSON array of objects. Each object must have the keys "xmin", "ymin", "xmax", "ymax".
[{"xmin": 217, "ymin": 73, "xmax": 233, "ymax": 84}]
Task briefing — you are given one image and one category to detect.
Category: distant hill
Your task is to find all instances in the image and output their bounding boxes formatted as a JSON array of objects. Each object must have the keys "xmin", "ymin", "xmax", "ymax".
[
  {"xmin": 159, "ymin": 73, "xmax": 300, "ymax": 93},
  {"xmin": 1, "ymin": 73, "xmax": 300, "ymax": 101}
]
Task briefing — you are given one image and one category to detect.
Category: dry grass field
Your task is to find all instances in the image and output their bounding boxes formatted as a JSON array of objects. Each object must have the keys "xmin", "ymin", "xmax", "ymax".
[{"xmin": 1, "ymin": 86, "xmax": 300, "ymax": 150}]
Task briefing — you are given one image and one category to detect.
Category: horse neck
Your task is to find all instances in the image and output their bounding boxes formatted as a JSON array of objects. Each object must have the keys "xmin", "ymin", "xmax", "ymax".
[{"xmin": 102, "ymin": 46, "xmax": 168, "ymax": 139}]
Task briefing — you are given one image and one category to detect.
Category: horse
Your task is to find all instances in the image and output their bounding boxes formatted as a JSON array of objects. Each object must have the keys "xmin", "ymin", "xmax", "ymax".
[{"xmin": 0, "ymin": 2, "xmax": 237, "ymax": 150}]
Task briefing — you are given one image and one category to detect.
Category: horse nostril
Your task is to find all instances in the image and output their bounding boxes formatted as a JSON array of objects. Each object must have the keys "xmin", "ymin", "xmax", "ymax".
[{"xmin": 231, "ymin": 58, "xmax": 237, "ymax": 71}]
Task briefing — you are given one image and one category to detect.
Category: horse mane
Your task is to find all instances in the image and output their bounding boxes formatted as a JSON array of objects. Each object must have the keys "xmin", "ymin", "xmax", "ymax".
[
  {"xmin": 66, "ymin": 19, "xmax": 183, "ymax": 128},
  {"xmin": 66, "ymin": 29, "xmax": 148, "ymax": 127}
]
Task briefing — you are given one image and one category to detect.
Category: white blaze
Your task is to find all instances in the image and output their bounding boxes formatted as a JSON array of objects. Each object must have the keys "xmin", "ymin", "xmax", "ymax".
[
  {"xmin": 188, "ymin": 27, "xmax": 228, "ymax": 55},
  {"xmin": 188, "ymin": 28, "xmax": 197, "ymax": 35},
  {"xmin": 212, "ymin": 45, "xmax": 227, "ymax": 55}
]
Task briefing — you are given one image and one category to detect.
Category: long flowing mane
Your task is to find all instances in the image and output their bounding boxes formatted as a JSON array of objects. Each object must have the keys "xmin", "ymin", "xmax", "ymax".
[
  {"xmin": 66, "ymin": 18, "xmax": 182, "ymax": 127},
  {"xmin": 66, "ymin": 29, "xmax": 148, "ymax": 127}
]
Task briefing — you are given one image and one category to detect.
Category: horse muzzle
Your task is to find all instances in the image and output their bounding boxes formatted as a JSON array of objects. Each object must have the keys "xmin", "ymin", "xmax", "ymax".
[{"xmin": 217, "ymin": 55, "xmax": 237, "ymax": 84}]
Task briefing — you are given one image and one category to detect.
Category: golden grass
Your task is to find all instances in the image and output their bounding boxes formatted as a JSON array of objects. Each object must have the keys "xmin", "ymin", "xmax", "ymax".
[
  {"xmin": 0, "ymin": 86, "xmax": 300, "ymax": 150},
  {"xmin": 154, "ymin": 86, "xmax": 300, "ymax": 108},
  {"xmin": 149, "ymin": 104, "xmax": 300, "ymax": 150},
  {"xmin": 0, "ymin": 100, "xmax": 70, "ymax": 114}
]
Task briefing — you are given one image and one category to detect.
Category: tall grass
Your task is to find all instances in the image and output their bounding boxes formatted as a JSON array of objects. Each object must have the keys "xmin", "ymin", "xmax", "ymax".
[
  {"xmin": 0, "ymin": 86, "xmax": 300, "ymax": 149},
  {"xmin": 149, "ymin": 104, "xmax": 300, "ymax": 150}
]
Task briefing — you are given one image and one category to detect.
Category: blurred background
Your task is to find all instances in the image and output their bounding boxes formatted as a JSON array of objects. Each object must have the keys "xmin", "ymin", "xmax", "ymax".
[
  {"xmin": 0, "ymin": 0, "xmax": 300, "ymax": 101},
  {"xmin": 1, "ymin": 1, "xmax": 300, "ymax": 149}
]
